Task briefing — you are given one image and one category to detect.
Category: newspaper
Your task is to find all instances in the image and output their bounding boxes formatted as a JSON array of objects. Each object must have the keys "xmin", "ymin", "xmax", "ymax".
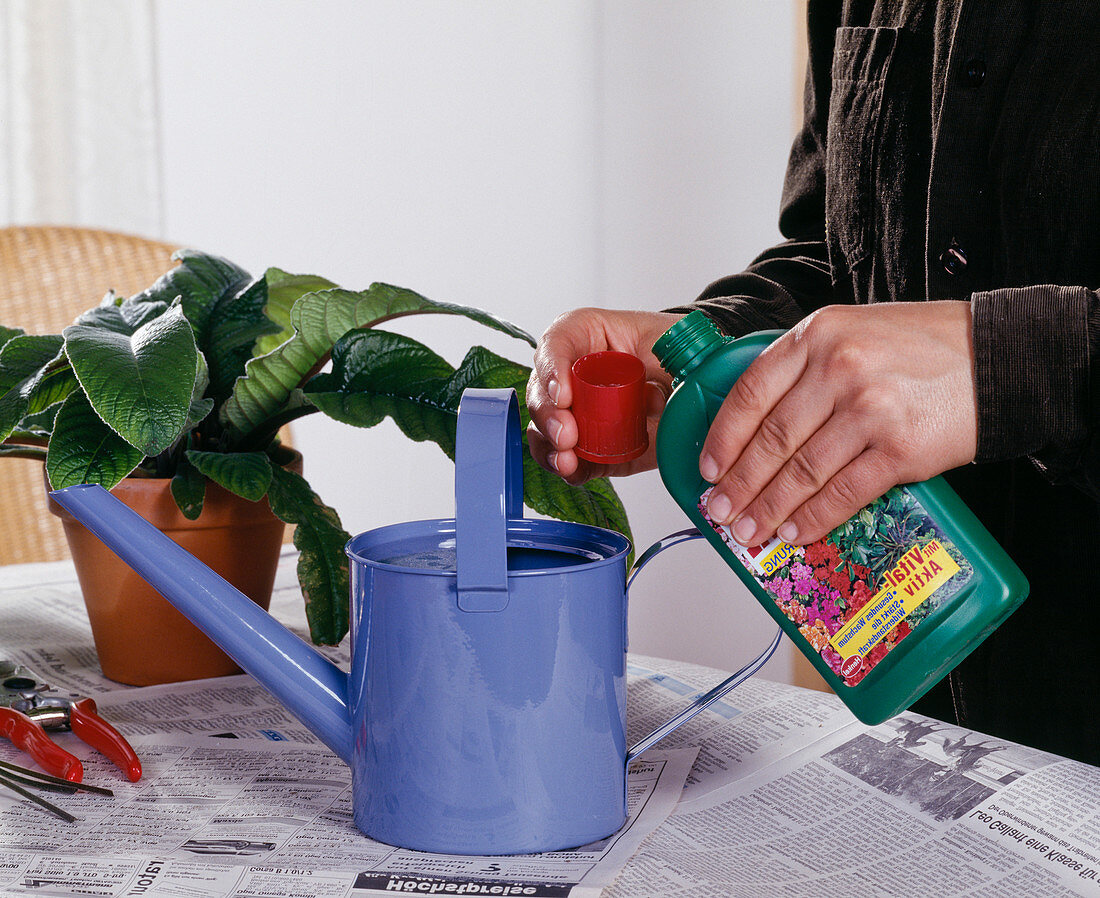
[
  {"xmin": 4, "ymin": 556, "xmax": 1100, "ymax": 896},
  {"xmin": 606, "ymin": 706, "xmax": 1100, "ymax": 897},
  {"xmin": 0, "ymin": 558, "xmax": 126, "ymax": 696},
  {"xmin": 0, "ymin": 732, "xmax": 696, "ymax": 898}
]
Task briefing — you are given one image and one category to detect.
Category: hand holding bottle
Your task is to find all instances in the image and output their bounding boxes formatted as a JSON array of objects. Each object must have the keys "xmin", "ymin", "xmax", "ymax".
[
  {"xmin": 652, "ymin": 306, "xmax": 1025, "ymax": 723},
  {"xmin": 698, "ymin": 301, "xmax": 979, "ymax": 547}
]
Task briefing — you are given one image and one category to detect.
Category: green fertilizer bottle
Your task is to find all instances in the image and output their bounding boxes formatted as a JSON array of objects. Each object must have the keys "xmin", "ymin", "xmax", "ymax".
[{"xmin": 651, "ymin": 311, "xmax": 1029, "ymax": 724}]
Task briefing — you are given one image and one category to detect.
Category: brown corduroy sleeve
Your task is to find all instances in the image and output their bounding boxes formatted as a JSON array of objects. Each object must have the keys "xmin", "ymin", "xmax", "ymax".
[{"xmin": 971, "ymin": 286, "xmax": 1099, "ymax": 472}]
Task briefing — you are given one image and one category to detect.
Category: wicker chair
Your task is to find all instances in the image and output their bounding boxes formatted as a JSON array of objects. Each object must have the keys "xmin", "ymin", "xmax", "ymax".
[{"xmin": 0, "ymin": 226, "xmax": 181, "ymax": 565}]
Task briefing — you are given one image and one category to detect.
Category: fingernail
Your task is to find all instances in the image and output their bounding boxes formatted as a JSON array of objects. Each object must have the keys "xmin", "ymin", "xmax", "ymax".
[
  {"xmin": 548, "ymin": 418, "xmax": 563, "ymax": 445},
  {"xmin": 699, "ymin": 452, "xmax": 719, "ymax": 483},
  {"xmin": 732, "ymin": 515, "xmax": 756, "ymax": 546},
  {"xmin": 777, "ymin": 521, "xmax": 798, "ymax": 544},
  {"xmin": 547, "ymin": 451, "xmax": 559, "ymax": 472},
  {"xmin": 706, "ymin": 492, "xmax": 732, "ymax": 523},
  {"xmin": 547, "ymin": 378, "xmax": 561, "ymax": 406}
]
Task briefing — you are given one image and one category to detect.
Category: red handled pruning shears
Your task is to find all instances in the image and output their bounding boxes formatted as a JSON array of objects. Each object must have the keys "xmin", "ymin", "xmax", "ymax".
[{"xmin": 0, "ymin": 662, "xmax": 141, "ymax": 783}]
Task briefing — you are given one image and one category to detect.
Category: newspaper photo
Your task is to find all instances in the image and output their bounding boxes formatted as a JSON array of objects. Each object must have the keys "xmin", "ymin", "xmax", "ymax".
[{"xmin": 604, "ymin": 712, "xmax": 1100, "ymax": 897}]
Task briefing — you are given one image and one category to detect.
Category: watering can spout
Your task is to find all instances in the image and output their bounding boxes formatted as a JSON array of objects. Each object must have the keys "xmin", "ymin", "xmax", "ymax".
[{"xmin": 49, "ymin": 484, "xmax": 354, "ymax": 765}]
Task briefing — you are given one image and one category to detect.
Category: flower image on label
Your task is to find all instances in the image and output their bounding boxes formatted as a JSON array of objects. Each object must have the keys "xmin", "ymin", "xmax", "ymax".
[
  {"xmin": 699, "ymin": 485, "xmax": 973, "ymax": 686},
  {"xmin": 829, "ymin": 539, "xmax": 959, "ymax": 664}
]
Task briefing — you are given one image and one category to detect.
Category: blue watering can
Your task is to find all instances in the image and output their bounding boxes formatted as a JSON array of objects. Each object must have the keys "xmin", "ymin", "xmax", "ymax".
[{"xmin": 51, "ymin": 388, "xmax": 779, "ymax": 855}]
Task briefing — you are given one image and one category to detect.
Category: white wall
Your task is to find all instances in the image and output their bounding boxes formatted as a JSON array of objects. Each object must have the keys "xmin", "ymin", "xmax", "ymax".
[
  {"xmin": 160, "ymin": 2, "xmax": 797, "ymax": 678},
  {"xmin": 593, "ymin": 3, "xmax": 796, "ymax": 680}
]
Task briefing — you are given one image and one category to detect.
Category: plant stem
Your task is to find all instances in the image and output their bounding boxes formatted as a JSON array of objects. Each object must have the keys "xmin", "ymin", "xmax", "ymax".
[
  {"xmin": 0, "ymin": 444, "xmax": 47, "ymax": 460},
  {"xmin": 235, "ymin": 405, "xmax": 319, "ymax": 453}
]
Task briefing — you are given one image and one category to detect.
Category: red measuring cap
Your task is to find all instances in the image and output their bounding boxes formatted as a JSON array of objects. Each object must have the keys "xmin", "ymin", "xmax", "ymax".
[{"xmin": 571, "ymin": 351, "xmax": 648, "ymax": 464}]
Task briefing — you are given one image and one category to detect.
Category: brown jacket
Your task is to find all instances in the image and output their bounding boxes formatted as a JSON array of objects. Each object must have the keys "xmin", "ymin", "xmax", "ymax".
[{"xmin": 673, "ymin": 0, "xmax": 1100, "ymax": 762}]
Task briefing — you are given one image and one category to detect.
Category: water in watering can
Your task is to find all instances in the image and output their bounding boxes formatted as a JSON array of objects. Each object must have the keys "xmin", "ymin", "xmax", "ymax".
[{"xmin": 383, "ymin": 544, "xmax": 605, "ymax": 572}]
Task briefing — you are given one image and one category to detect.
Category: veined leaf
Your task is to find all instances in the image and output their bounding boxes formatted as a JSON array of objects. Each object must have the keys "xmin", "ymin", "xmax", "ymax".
[
  {"xmin": 74, "ymin": 293, "xmax": 131, "ymax": 333},
  {"xmin": 186, "ymin": 353, "xmax": 215, "ymax": 429},
  {"xmin": 0, "ymin": 326, "xmax": 24, "ymax": 351},
  {"xmin": 24, "ymin": 353, "xmax": 79, "ymax": 418},
  {"xmin": 64, "ymin": 305, "xmax": 199, "ymax": 457},
  {"xmin": 0, "ymin": 335, "xmax": 65, "ymax": 442},
  {"xmin": 45, "ymin": 389, "xmax": 144, "ymax": 489},
  {"xmin": 171, "ymin": 452, "xmax": 206, "ymax": 520},
  {"xmin": 522, "ymin": 457, "xmax": 632, "ymax": 550},
  {"xmin": 291, "ymin": 283, "xmax": 536, "ymax": 350},
  {"xmin": 0, "ymin": 334, "xmax": 62, "ymax": 395},
  {"xmin": 14, "ymin": 403, "xmax": 60, "ymax": 436},
  {"xmin": 257, "ymin": 268, "xmax": 338, "ymax": 356},
  {"xmin": 303, "ymin": 329, "xmax": 457, "ymax": 446},
  {"xmin": 186, "ymin": 449, "xmax": 273, "ymax": 502},
  {"xmin": 119, "ymin": 296, "xmax": 172, "ymax": 332},
  {"xmin": 304, "ymin": 328, "xmax": 632, "ymax": 544},
  {"xmin": 220, "ymin": 284, "xmax": 535, "ymax": 442},
  {"xmin": 126, "ymin": 250, "xmax": 279, "ymax": 400},
  {"xmin": 127, "ymin": 249, "xmax": 250, "ymax": 346},
  {"xmin": 203, "ymin": 276, "xmax": 282, "ymax": 401},
  {"xmin": 265, "ymin": 465, "xmax": 351, "ymax": 645}
]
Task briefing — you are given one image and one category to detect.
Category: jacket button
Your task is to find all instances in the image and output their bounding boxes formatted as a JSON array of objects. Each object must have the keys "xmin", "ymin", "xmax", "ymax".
[
  {"xmin": 964, "ymin": 58, "xmax": 986, "ymax": 87},
  {"xmin": 940, "ymin": 243, "xmax": 968, "ymax": 275}
]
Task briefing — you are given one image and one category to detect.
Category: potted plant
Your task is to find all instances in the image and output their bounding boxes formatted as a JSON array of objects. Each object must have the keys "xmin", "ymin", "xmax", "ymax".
[{"xmin": 0, "ymin": 251, "xmax": 630, "ymax": 683}]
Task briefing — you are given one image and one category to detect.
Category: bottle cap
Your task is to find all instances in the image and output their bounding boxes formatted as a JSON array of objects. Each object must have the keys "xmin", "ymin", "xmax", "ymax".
[
  {"xmin": 571, "ymin": 351, "xmax": 648, "ymax": 464},
  {"xmin": 651, "ymin": 310, "xmax": 725, "ymax": 384}
]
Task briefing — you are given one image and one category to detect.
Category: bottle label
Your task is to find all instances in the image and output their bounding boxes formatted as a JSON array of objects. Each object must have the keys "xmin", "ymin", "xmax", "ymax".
[{"xmin": 699, "ymin": 485, "xmax": 974, "ymax": 685}]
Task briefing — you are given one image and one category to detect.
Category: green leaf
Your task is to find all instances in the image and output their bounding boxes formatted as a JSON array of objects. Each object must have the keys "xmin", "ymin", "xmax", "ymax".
[
  {"xmin": 0, "ymin": 326, "xmax": 24, "ymax": 351},
  {"xmin": 74, "ymin": 293, "xmax": 131, "ymax": 333},
  {"xmin": 186, "ymin": 353, "xmax": 215, "ymax": 429},
  {"xmin": 305, "ymin": 331, "xmax": 529, "ymax": 454},
  {"xmin": 64, "ymin": 304, "xmax": 199, "ymax": 457},
  {"xmin": 23, "ymin": 353, "xmax": 80, "ymax": 418},
  {"xmin": 78, "ymin": 289, "xmax": 173, "ymax": 335},
  {"xmin": 45, "ymin": 389, "xmax": 144, "ymax": 489},
  {"xmin": 305, "ymin": 328, "xmax": 632, "ymax": 544},
  {"xmin": 15, "ymin": 403, "xmax": 60, "ymax": 435},
  {"xmin": 0, "ymin": 334, "xmax": 63, "ymax": 395},
  {"xmin": 186, "ymin": 449, "xmax": 273, "ymax": 502},
  {"xmin": 297, "ymin": 283, "xmax": 536, "ymax": 348},
  {"xmin": 265, "ymin": 465, "xmax": 351, "ymax": 645},
  {"xmin": 257, "ymin": 268, "xmax": 338, "ymax": 356},
  {"xmin": 128, "ymin": 249, "xmax": 251, "ymax": 346},
  {"xmin": 221, "ymin": 284, "xmax": 535, "ymax": 441},
  {"xmin": 170, "ymin": 452, "xmax": 206, "ymax": 520},
  {"xmin": 521, "ymin": 457, "xmax": 632, "ymax": 548},
  {"xmin": 125, "ymin": 250, "xmax": 281, "ymax": 401},
  {"xmin": 304, "ymin": 328, "xmax": 457, "ymax": 441},
  {"xmin": 0, "ymin": 335, "xmax": 66, "ymax": 442},
  {"xmin": 202, "ymin": 276, "xmax": 282, "ymax": 401},
  {"xmin": 119, "ymin": 295, "xmax": 172, "ymax": 332}
]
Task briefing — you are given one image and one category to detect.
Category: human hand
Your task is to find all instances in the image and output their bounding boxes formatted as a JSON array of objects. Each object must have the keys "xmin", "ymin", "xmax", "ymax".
[
  {"xmin": 527, "ymin": 308, "xmax": 684, "ymax": 484},
  {"xmin": 700, "ymin": 301, "xmax": 978, "ymax": 546}
]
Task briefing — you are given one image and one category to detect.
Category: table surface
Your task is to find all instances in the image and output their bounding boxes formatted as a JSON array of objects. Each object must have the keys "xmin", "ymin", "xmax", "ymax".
[{"xmin": 2, "ymin": 553, "xmax": 1098, "ymax": 898}]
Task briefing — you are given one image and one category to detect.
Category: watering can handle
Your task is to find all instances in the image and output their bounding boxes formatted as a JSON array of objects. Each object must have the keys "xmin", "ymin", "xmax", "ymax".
[
  {"xmin": 454, "ymin": 388, "xmax": 524, "ymax": 612},
  {"xmin": 624, "ymin": 528, "xmax": 784, "ymax": 762}
]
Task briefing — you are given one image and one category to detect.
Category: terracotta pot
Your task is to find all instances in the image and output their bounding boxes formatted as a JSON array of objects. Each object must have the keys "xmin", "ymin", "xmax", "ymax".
[{"xmin": 46, "ymin": 452, "xmax": 302, "ymax": 686}]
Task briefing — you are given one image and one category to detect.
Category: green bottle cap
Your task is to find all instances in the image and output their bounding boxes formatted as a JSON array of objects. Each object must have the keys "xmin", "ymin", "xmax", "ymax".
[{"xmin": 652, "ymin": 310, "xmax": 727, "ymax": 384}]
